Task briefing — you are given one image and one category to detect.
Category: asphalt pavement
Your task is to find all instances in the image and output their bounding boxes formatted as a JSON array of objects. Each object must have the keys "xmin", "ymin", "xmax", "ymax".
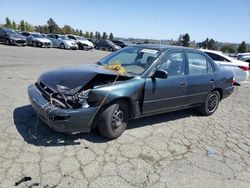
[{"xmin": 0, "ymin": 45, "xmax": 249, "ymax": 188}]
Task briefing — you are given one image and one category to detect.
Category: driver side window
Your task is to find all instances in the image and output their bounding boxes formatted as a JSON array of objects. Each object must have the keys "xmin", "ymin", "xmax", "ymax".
[{"xmin": 158, "ymin": 52, "xmax": 185, "ymax": 77}]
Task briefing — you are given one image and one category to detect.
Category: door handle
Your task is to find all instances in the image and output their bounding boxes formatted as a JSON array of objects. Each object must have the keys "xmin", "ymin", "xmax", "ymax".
[
  {"xmin": 179, "ymin": 82, "xmax": 187, "ymax": 86},
  {"xmin": 210, "ymin": 79, "xmax": 214, "ymax": 83}
]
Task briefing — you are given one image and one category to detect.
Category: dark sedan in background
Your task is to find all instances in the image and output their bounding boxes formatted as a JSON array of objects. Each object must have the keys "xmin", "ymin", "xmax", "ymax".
[
  {"xmin": 94, "ymin": 39, "xmax": 121, "ymax": 51},
  {"xmin": 28, "ymin": 45, "xmax": 235, "ymax": 139},
  {"xmin": 0, "ymin": 27, "xmax": 27, "ymax": 46},
  {"xmin": 111, "ymin": 40, "xmax": 129, "ymax": 48}
]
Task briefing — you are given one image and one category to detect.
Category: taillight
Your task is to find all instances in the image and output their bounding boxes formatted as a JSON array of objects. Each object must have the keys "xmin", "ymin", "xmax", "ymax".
[
  {"xmin": 232, "ymin": 77, "xmax": 240, "ymax": 86},
  {"xmin": 238, "ymin": 66, "xmax": 249, "ymax": 71},
  {"xmin": 232, "ymin": 77, "xmax": 236, "ymax": 85}
]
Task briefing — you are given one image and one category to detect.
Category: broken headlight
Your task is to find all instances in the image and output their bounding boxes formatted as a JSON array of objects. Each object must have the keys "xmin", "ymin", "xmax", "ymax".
[{"xmin": 75, "ymin": 89, "xmax": 90, "ymax": 108}]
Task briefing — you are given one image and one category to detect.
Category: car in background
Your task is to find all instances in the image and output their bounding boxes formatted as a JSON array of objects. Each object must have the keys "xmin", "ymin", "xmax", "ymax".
[
  {"xmin": 28, "ymin": 45, "xmax": 235, "ymax": 138},
  {"xmin": 21, "ymin": 32, "xmax": 52, "ymax": 48},
  {"xmin": 86, "ymin": 38, "xmax": 97, "ymax": 44},
  {"xmin": 0, "ymin": 27, "xmax": 27, "ymax": 46},
  {"xmin": 67, "ymin": 35, "xmax": 94, "ymax": 50},
  {"xmin": 111, "ymin": 40, "xmax": 129, "ymax": 48},
  {"xmin": 46, "ymin": 34, "xmax": 78, "ymax": 50},
  {"xmin": 200, "ymin": 49, "xmax": 249, "ymax": 82},
  {"xmin": 94, "ymin": 39, "xmax": 121, "ymax": 51},
  {"xmin": 238, "ymin": 53, "xmax": 250, "ymax": 69}
]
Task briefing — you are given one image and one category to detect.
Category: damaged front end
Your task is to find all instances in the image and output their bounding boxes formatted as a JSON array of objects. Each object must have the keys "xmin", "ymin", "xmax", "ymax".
[{"xmin": 28, "ymin": 66, "xmax": 134, "ymax": 133}]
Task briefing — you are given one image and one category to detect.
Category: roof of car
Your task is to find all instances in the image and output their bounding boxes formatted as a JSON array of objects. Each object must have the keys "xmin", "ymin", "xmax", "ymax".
[
  {"xmin": 133, "ymin": 44, "xmax": 197, "ymax": 51},
  {"xmin": 1, "ymin": 27, "xmax": 14, "ymax": 31}
]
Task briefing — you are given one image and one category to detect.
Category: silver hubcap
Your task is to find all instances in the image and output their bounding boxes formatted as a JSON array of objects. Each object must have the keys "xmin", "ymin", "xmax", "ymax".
[
  {"xmin": 111, "ymin": 107, "xmax": 124, "ymax": 131},
  {"xmin": 207, "ymin": 94, "xmax": 219, "ymax": 113}
]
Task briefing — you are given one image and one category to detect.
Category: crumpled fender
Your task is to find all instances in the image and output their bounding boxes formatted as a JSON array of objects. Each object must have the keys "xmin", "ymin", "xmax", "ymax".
[{"xmin": 88, "ymin": 77, "xmax": 145, "ymax": 118}]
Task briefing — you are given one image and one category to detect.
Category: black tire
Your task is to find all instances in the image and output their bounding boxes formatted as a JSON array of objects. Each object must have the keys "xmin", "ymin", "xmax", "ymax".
[
  {"xmin": 78, "ymin": 44, "xmax": 83, "ymax": 50},
  {"xmin": 5, "ymin": 39, "xmax": 10, "ymax": 45},
  {"xmin": 109, "ymin": 47, "xmax": 114, "ymax": 52},
  {"xmin": 60, "ymin": 43, "xmax": 65, "ymax": 49},
  {"xmin": 198, "ymin": 91, "xmax": 220, "ymax": 116},
  {"xmin": 32, "ymin": 41, "xmax": 37, "ymax": 47},
  {"xmin": 98, "ymin": 101, "xmax": 129, "ymax": 139},
  {"xmin": 95, "ymin": 45, "xmax": 99, "ymax": 50}
]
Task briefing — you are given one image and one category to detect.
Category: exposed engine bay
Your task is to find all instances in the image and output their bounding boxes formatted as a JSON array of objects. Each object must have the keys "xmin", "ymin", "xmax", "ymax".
[{"xmin": 37, "ymin": 73, "xmax": 133, "ymax": 109}]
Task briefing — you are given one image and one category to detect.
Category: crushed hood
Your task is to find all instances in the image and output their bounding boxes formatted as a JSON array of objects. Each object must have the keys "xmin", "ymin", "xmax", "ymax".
[{"xmin": 39, "ymin": 64, "xmax": 131, "ymax": 93}]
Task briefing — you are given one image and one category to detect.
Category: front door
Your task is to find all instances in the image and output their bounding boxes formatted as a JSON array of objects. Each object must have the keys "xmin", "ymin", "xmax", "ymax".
[{"xmin": 143, "ymin": 51, "xmax": 188, "ymax": 114}]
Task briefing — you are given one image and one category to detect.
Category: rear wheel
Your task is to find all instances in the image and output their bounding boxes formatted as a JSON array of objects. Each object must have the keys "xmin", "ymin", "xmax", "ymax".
[
  {"xmin": 98, "ymin": 101, "xmax": 129, "ymax": 139},
  {"xmin": 95, "ymin": 45, "xmax": 99, "ymax": 50},
  {"xmin": 198, "ymin": 91, "xmax": 220, "ymax": 116}
]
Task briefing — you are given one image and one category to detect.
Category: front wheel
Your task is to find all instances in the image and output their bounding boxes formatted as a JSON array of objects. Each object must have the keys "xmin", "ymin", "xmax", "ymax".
[
  {"xmin": 5, "ymin": 39, "xmax": 10, "ymax": 45},
  {"xmin": 32, "ymin": 41, "xmax": 37, "ymax": 47},
  {"xmin": 60, "ymin": 43, "xmax": 65, "ymax": 49},
  {"xmin": 109, "ymin": 47, "xmax": 114, "ymax": 52},
  {"xmin": 98, "ymin": 101, "xmax": 129, "ymax": 139},
  {"xmin": 198, "ymin": 91, "xmax": 220, "ymax": 116}
]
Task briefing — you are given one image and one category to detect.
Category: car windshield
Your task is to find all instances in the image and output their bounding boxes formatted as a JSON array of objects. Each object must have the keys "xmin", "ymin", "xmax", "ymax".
[
  {"xmin": 31, "ymin": 33, "xmax": 44, "ymax": 38},
  {"xmin": 106, "ymin": 40, "xmax": 115, "ymax": 45},
  {"xmin": 76, "ymin": 36, "xmax": 87, "ymax": 41},
  {"xmin": 4, "ymin": 29, "xmax": 17, "ymax": 35},
  {"xmin": 97, "ymin": 47, "xmax": 161, "ymax": 75},
  {"xmin": 59, "ymin": 35, "xmax": 69, "ymax": 40}
]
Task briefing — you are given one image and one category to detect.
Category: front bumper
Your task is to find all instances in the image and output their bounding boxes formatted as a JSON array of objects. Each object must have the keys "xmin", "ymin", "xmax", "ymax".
[
  {"xmin": 65, "ymin": 43, "xmax": 78, "ymax": 50},
  {"xmin": 27, "ymin": 84, "xmax": 98, "ymax": 133},
  {"xmin": 11, "ymin": 39, "xmax": 26, "ymax": 46},
  {"xmin": 36, "ymin": 41, "xmax": 52, "ymax": 48}
]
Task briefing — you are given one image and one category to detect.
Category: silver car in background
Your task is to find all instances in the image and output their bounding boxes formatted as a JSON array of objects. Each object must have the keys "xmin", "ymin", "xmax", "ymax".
[
  {"xmin": 21, "ymin": 32, "xmax": 52, "ymax": 48},
  {"xmin": 46, "ymin": 34, "xmax": 78, "ymax": 50},
  {"xmin": 67, "ymin": 34, "xmax": 94, "ymax": 50}
]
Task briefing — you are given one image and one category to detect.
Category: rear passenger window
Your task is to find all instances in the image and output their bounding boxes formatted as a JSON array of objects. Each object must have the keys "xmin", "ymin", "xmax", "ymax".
[{"xmin": 187, "ymin": 53, "xmax": 213, "ymax": 75}]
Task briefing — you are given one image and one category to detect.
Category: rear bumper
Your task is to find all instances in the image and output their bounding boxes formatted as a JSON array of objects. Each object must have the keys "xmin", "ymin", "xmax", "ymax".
[
  {"xmin": 222, "ymin": 86, "xmax": 235, "ymax": 99},
  {"xmin": 27, "ymin": 84, "xmax": 98, "ymax": 133}
]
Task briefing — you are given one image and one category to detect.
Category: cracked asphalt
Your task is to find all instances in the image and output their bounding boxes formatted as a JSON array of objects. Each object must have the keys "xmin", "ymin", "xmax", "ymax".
[{"xmin": 0, "ymin": 45, "xmax": 250, "ymax": 188}]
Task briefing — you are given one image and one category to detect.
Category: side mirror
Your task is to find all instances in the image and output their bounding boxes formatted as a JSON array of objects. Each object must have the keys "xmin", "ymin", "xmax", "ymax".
[{"xmin": 152, "ymin": 69, "xmax": 168, "ymax": 79}]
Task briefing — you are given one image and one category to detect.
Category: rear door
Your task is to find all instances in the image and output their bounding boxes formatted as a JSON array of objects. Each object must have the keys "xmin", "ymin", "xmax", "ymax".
[
  {"xmin": 143, "ymin": 51, "xmax": 188, "ymax": 114},
  {"xmin": 185, "ymin": 52, "xmax": 215, "ymax": 105}
]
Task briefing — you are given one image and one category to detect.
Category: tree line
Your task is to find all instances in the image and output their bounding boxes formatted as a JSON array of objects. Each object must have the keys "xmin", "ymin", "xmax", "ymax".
[
  {"xmin": 173, "ymin": 33, "xmax": 249, "ymax": 53},
  {"xmin": 2, "ymin": 17, "xmax": 114, "ymax": 40},
  {"xmin": 1, "ymin": 17, "xmax": 248, "ymax": 53}
]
